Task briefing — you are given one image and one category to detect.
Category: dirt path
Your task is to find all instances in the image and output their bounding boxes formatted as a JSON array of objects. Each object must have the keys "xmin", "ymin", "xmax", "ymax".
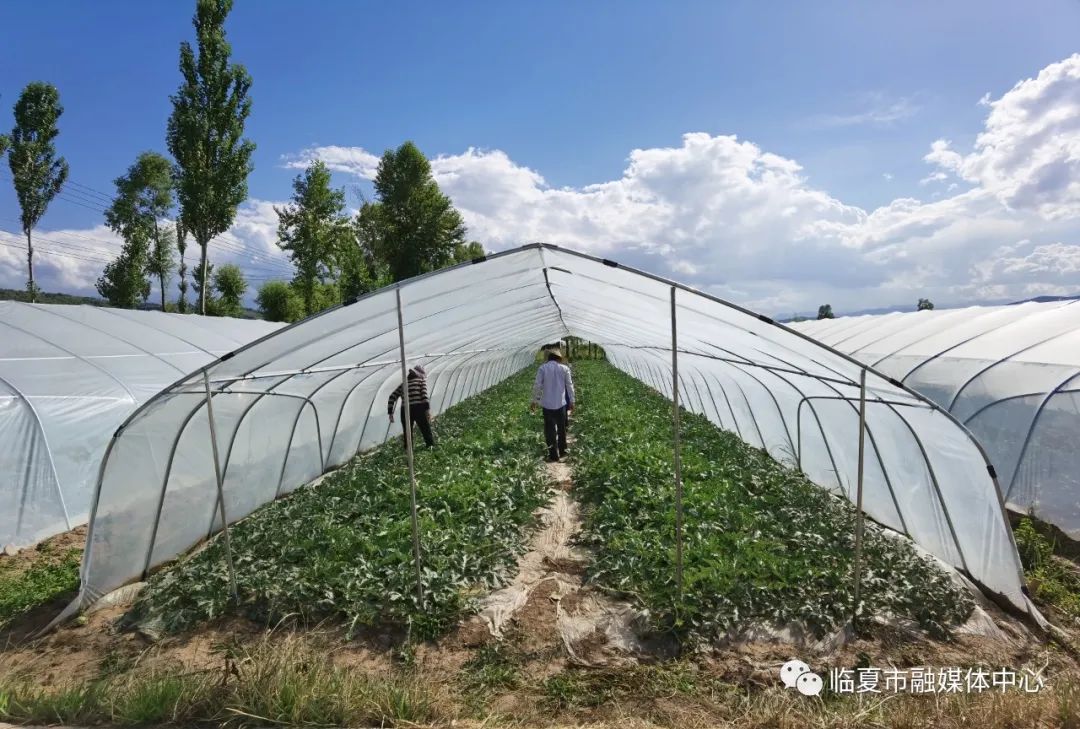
[{"xmin": 462, "ymin": 438, "xmax": 668, "ymax": 668}]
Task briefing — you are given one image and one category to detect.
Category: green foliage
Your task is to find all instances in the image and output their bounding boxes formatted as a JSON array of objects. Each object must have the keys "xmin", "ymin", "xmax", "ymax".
[
  {"xmin": 110, "ymin": 152, "xmax": 177, "ymax": 312},
  {"xmin": 357, "ymin": 141, "xmax": 467, "ymax": 282},
  {"xmin": 0, "ymin": 546, "xmax": 81, "ymax": 629},
  {"xmin": 817, "ymin": 303, "xmax": 834, "ymax": 319},
  {"xmin": 7, "ymin": 81, "xmax": 70, "ymax": 302},
  {"xmin": 275, "ymin": 160, "xmax": 358, "ymax": 317},
  {"xmin": 452, "ymin": 241, "xmax": 485, "ymax": 264},
  {"xmin": 255, "ymin": 280, "xmax": 302, "ymax": 322},
  {"xmin": 129, "ymin": 367, "xmax": 549, "ymax": 638},
  {"xmin": 459, "ymin": 643, "xmax": 522, "ymax": 710},
  {"xmin": 176, "ymin": 218, "xmax": 189, "ymax": 313},
  {"xmin": 918, "ymin": 297, "xmax": 935, "ymax": 311},
  {"xmin": 167, "ymin": 0, "xmax": 255, "ymax": 314},
  {"xmin": 95, "ymin": 248, "xmax": 151, "ymax": 308},
  {"xmin": 338, "ymin": 240, "xmax": 388, "ymax": 301},
  {"xmin": 212, "ymin": 262, "xmax": 247, "ymax": 317},
  {"xmin": 569, "ymin": 362, "xmax": 973, "ymax": 643},
  {"xmin": 1014, "ymin": 517, "xmax": 1080, "ymax": 620},
  {"xmin": 98, "ymin": 152, "xmax": 177, "ymax": 309}
]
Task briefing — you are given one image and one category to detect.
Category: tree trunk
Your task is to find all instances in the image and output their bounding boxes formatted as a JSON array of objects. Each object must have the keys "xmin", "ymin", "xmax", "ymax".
[
  {"xmin": 26, "ymin": 230, "xmax": 36, "ymax": 303},
  {"xmin": 199, "ymin": 241, "xmax": 208, "ymax": 315},
  {"xmin": 160, "ymin": 275, "xmax": 167, "ymax": 312},
  {"xmin": 178, "ymin": 256, "xmax": 187, "ymax": 313}
]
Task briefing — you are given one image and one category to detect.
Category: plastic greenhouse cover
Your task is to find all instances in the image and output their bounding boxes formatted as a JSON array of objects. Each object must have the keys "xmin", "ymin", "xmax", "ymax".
[
  {"xmin": 74, "ymin": 244, "xmax": 1036, "ymax": 620},
  {"xmin": 0, "ymin": 302, "xmax": 283, "ymax": 548},
  {"xmin": 794, "ymin": 301, "xmax": 1080, "ymax": 539}
]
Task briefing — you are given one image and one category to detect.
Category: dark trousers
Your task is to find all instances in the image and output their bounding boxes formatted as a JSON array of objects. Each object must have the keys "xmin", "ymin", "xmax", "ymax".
[
  {"xmin": 542, "ymin": 406, "xmax": 568, "ymax": 460},
  {"xmin": 401, "ymin": 403, "xmax": 435, "ymax": 448}
]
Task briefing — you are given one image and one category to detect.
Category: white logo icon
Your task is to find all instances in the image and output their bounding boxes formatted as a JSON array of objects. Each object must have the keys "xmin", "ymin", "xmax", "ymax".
[
  {"xmin": 797, "ymin": 671, "xmax": 823, "ymax": 696},
  {"xmin": 780, "ymin": 658, "xmax": 822, "ymax": 696},
  {"xmin": 780, "ymin": 659, "xmax": 811, "ymax": 688}
]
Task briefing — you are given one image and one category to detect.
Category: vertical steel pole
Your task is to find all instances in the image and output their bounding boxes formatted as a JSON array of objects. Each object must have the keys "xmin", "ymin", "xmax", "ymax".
[
  {"xmin": 204, "ymin": 370, "xmax": 238, "ymax": 602},
  {"xmin": 852, "ymin": 368, "xmax": 868, "ymax": 628},
  {"xmin": 670, "ymin": 287, "xmax": 685, "ymax": 597},
  {"xmin": 396, "ymin": 287, "xmax": 425, "ymax": 607}
]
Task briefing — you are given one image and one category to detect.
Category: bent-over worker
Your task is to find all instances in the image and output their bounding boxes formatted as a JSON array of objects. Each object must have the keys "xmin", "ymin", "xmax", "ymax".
[{"xmin": 388, "ymin": 364, "xmax": 435, "ymax": 448}]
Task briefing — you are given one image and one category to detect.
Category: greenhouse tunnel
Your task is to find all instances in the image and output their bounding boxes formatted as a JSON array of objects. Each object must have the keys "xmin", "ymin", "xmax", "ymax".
[
  {"xmin": 794, "ymin": 301, "xmax": 1080, "ymax": 540},
  {"xmin": 0, "ymin": 302, "xmax": 282, "ymax": 548},
  {"xmin": 71, "ymin": 244, "xmax": 1038, "ymax": 622}
]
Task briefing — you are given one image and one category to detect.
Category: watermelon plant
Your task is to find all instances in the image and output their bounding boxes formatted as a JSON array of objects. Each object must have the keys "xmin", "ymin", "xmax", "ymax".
[
  {"xmin": 129, "ymin": 367, "xmax": 550, "ymax": 638},
  {"xmin": 569, "ymin": 361, "xmax": 973, "ymax": 643}
]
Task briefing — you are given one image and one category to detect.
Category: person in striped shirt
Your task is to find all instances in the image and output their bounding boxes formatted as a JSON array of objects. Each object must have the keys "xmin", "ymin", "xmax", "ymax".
[{"xmin": 388, "ymin": 364, "xmax": 435, "ymax": 448}]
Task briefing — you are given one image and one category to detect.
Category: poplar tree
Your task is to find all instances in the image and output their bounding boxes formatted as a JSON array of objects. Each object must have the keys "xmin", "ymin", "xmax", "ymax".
[
  {"xmin": 275, "ymin": 160, "xmax": 353, "ymax": 316},
  {"xmin": 7, "ymin": 82, "xmax": 69, "ymax": 302},
  {"xmin": 167, "ymin": 0, "xmax": 254, "ymax": 314}
]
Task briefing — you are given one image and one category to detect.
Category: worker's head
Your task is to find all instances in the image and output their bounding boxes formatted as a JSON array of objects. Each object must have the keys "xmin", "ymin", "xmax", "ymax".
[
  {"xmin": 547, "ymin": 349, "xmax": 563, "ymax": 362},
  {"xmin": 411, "ymin": 364, "xmax": 426, "ymax": 377}
]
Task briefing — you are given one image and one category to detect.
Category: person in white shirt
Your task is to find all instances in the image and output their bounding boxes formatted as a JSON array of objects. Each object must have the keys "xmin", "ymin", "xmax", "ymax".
[{"xmin": 530, "ymin": 348, "xmax": 576, "ymax": 462}]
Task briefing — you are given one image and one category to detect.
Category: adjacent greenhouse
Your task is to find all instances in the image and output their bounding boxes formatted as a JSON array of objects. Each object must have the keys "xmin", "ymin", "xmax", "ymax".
[
  {"xmin": 72, "ymin": 245, "xmax": 1037, "ymax": 621},
  {"xmin": 0, "ymin": 302, "xmax": 282, "ymax": 548},
  {"xmin": 794, "ymin": 301, "xmax": 1080, "ymax": 539}
]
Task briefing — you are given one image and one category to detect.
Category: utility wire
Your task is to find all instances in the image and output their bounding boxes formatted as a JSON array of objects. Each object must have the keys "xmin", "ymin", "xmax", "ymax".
[{"xmin": 0, "ymin": 172, "xmax": 296, "ymax": 275}]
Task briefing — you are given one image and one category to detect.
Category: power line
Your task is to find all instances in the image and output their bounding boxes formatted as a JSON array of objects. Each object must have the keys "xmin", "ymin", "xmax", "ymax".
[
  {"xmin": 0, "ymin": 172, "xmax": 297, "ymax": 274},
  {"xmin": 0, "ymin": 239, "xmax": 110, "ymax": 266}
]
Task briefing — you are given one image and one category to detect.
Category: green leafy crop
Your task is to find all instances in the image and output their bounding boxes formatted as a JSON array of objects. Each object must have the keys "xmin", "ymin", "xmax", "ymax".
[
  {"xmin": 569, "ymin": 361, "xmax": 973, "ymax": 643},
  {"xmin": 129, "ymin": 367, "xmax": 550, "ymax": 638}
]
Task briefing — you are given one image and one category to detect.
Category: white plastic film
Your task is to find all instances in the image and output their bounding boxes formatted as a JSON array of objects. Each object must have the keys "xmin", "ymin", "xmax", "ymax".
[{"xmin": 75, "ymin": 245, "xmax": 1032, "ymax": 617}]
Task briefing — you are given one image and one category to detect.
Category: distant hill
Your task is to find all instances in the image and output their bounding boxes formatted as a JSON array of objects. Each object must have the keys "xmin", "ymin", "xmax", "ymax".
[
  {"xmin": 0, "ymin": 288, "xmax": 108, "ymax": 306},
  {"xmin": 0, "ymin": 288, "xmax": 262, "ymax": 319},
  {"xmin": 1007, "ymin": 294, "xmax": 1080, "ymax": 305},
  {"xmin": 780, "ymin": 293, "xmax": 1080, "ymax": 322}
]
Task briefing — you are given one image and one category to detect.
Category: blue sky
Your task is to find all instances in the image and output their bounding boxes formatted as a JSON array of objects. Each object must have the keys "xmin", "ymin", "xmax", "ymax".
[{"xmin": 2, "ymin": 1, "xmax": 1080, "ymax": 315}]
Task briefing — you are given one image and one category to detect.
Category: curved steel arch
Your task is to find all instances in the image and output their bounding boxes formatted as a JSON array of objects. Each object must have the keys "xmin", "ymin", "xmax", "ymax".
[{"xmin": 72, "ymin": 243, "xmax": 1032, "ymax": 625}]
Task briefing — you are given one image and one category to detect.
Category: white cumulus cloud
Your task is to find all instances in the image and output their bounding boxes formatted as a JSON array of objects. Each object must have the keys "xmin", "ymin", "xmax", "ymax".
[
  {"xmin": 925, "ymin": 53, "xmax": 1080, "ymax": 219},
  {"xmin": 7, "ymin": 55, "xmax": 1080, "ymax": 316}
]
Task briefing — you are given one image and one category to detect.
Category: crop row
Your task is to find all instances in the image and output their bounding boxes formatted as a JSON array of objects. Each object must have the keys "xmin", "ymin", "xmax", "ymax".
[
  {"xmin": 568, "ymin": 361, "xmax": 974, "ymax": 642},
  {"xmin": 129, "ymin": 367, "xmax": 550, "ymax": 638}
]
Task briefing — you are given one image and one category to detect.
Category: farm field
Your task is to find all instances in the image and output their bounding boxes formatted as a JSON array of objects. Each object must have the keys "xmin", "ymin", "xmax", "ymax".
[
  {"xmin": 129, "ymin": 366, "xmax": 552, "ymax": 638},
  {"xmin": 1, "ymin": 360, "xmax": 1078, "ymax": 728},
  {"xmin": 569, "ymin": 361, "xmax": 974, "ymax": 641}
]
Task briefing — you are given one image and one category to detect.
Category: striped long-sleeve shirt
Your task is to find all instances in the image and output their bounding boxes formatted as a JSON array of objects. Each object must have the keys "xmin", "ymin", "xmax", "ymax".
[{"xmin": 388, "ymin": 372, "xmax": 429, "ymax": 414}]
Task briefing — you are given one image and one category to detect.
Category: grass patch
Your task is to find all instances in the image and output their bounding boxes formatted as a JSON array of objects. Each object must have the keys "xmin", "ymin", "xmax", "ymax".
[
  {"xmin": 128, "ymin": 366, "xmax": 550, "ymax": 639},
  {"xmin": 0, "ymin": 544, "xmax": 81, "ymax": 630},
  {"xmin": 1015, "ymin": 516, "xmax": 1080, "ymax": 621},
  {"xmin": 0, "ymin": 634, "xmax": 442, "ymax": 727},
  {"xmin": 543, "ymin": 663, "xmax": 712, "ymax": 711},
  {"xmin": 459, "ymin": 642, "xmax": 523, "ymax": 711},
  {"xmin": 569, "ymin": 361, "xmax": 974, "ymax": 643}
]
